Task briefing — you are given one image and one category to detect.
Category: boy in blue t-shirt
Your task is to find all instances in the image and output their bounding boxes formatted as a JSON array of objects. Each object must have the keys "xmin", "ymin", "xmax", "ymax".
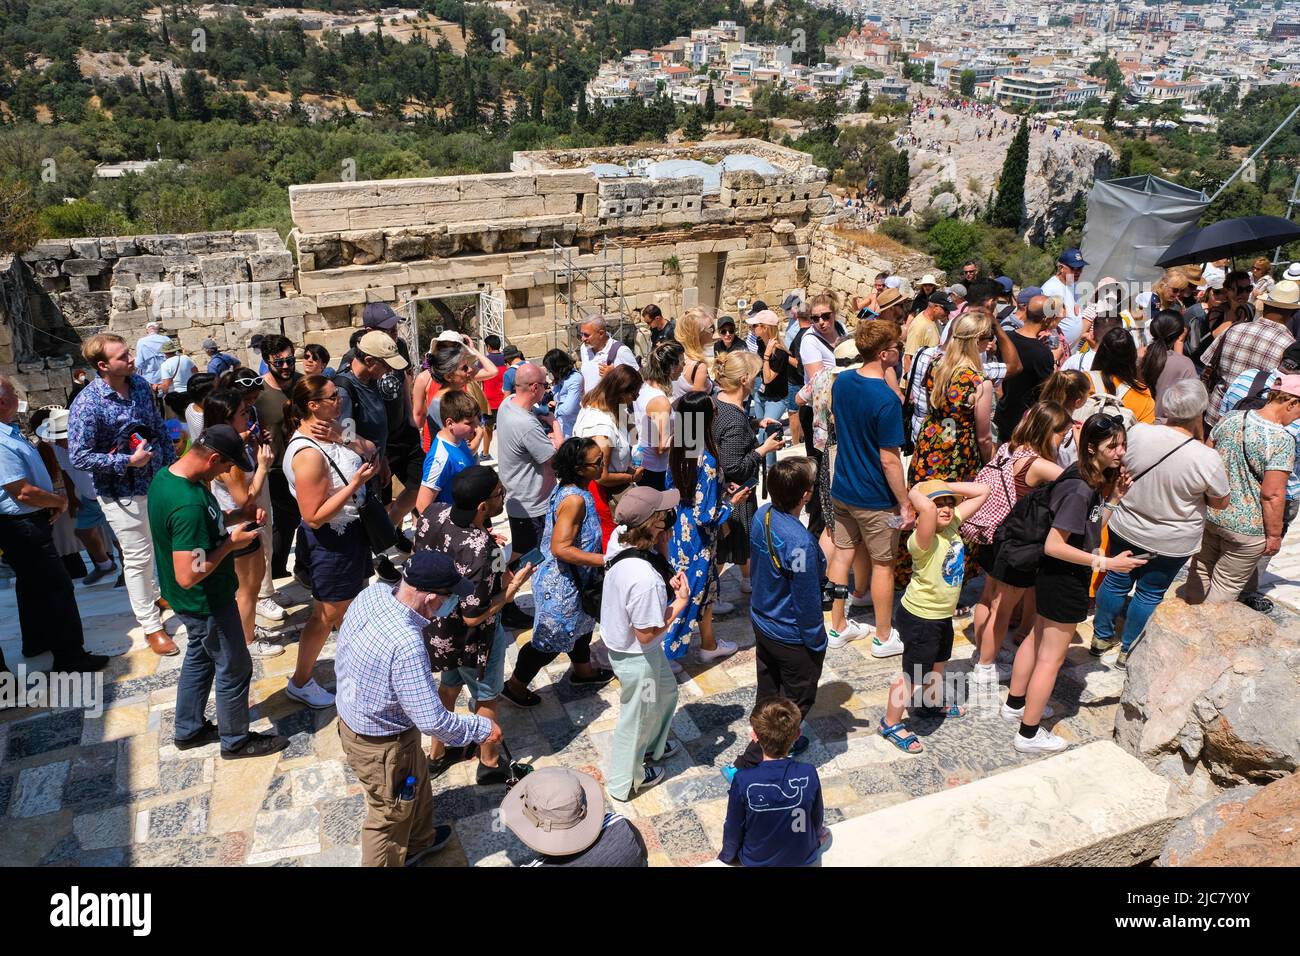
[
  {"xmin": 719, "ymin": 698, "xmax": 828, "ymax": 868},
  {"xmin": 729, "ymin": 457, "xmax": 825, "ymax": 772},
  {"xmin": 415, "ymin": 390, "xmax": 480, "ymax": 514}
]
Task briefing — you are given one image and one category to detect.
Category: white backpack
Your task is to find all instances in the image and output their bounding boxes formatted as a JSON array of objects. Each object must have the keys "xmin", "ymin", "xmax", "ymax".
[{"xmin": 1075, "ymin": 370, "xmax": 1137, "ymax": 429}]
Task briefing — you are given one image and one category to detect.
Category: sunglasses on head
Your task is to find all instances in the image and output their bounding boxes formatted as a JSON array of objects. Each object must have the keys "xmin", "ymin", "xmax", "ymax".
[{"xmin": 1091, "ymin": 414, "xmax": 1126, "ymax": 433}]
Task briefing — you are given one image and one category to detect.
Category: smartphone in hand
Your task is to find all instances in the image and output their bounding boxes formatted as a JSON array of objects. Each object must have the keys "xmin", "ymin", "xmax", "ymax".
[{"xmin": 518, "ymin": 548, "xmax": 545, "ymax": 567}]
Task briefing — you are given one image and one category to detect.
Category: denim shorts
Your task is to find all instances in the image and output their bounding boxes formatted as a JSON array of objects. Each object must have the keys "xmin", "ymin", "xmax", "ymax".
[
  {"xmin": 74, "ymin": 495, "xmax": 106, "ymax": 531},
  {"xmin": 440, "ymin": 620, "xmax": 507, "ymax": 702},
  {"xmin": 785, "ymin": 380, "xmax": 802, "ymax": 412}
]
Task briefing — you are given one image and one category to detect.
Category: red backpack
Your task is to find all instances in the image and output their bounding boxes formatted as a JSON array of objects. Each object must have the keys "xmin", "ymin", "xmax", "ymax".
[{"xmin": 962, "ymin": 446, "xmax": 1038, "ymax": 546}]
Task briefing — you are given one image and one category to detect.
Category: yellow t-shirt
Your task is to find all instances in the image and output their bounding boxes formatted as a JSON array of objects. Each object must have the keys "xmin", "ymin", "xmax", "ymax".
[
  {"xmin": 901, "ymin": 513, "xmax": 966, "ymax": 620},
  {"xmin": 904, "ymin": 315, "xmax": 939, "ymax": 357}
]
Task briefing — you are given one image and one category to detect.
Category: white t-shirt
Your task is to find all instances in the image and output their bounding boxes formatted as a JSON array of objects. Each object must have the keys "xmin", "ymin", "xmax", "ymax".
[
  {"xmin": 599, "ymin": 551, "xmax": 668, "ymax": 655},
  {"xmin": 1109, "ymin": 423, "xmax": 1230, "ymax": 557},
  {"xmin": 633, "ymin": 382, "xmax": 672, "ymax": 472},
  {"xmin": 574, "ymin": 406, "xmax": 631, "ymax": 473},
  {"xmin": 1041, "ymin": 275, "xmax": 1081, "ymax": 348},
  {"xmin": 1061, "ymin": 349, "xmax": 1097, "ymax": 373},
  {"xmin": 580, "ymin": 339, "xmax": 640, "ymax": 393},
  {"xmin": 53, "ymin": 444, "xmax": 96, "ymax": 500},
  {"xmin": 798, "ymin": 332, "xmax": 836, "ymax": 383}
]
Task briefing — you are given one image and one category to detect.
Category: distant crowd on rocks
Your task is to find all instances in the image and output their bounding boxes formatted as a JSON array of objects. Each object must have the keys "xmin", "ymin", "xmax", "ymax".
[{"xmin": 3, "ymin": 248, "xmax": 1300, "ymax": 867}]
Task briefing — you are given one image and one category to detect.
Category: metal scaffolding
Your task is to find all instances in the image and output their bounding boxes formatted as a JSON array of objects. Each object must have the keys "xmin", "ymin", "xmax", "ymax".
[{"xmin": 551, "ymin": 238, "xmax": 633, "ymax": 356}]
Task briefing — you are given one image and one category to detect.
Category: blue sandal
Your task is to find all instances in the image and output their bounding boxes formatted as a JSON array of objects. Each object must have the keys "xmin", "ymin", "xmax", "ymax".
[
  {"xmin": 878, "ymin": 718, "xmax": 924, "ymax": 754},
  {"xmin": 916, "ymin": 703, "xmax": 967, "ymax": 719}
]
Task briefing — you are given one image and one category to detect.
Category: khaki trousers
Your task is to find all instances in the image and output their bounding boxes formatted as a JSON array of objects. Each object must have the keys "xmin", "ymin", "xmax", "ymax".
[
  {"xmin": 338, "ymin": 720, "xmax": 435, "ymax": 867},
  {"xmin": 1182, "ymin": 523, "xmax": 1268, "ymax": 606}
]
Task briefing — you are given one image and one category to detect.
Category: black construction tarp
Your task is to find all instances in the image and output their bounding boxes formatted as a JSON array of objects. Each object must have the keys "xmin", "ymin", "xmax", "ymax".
[{"xmin": 1079, "ymin": 175, "xmax": 1208, "ymax": 284}]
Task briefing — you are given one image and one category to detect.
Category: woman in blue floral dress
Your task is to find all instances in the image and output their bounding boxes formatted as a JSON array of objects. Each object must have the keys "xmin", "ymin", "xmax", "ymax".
[
  {"xmin": 502, "ymin": 438, "xmax": 614, "ymax": 707},
  {"xmin": 664, "ymin": 392, "xmax": 754, "ymax": 666}
]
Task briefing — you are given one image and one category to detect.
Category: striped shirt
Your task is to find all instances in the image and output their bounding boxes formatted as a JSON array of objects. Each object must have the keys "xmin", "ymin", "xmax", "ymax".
[{"xmin": 334, "ymin": 581, "xmax": 492, "ymax": 743}]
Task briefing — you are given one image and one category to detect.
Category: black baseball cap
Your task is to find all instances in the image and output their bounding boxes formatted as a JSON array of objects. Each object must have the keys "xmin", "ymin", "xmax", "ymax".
[
  {"xmin": 928, "ymin": 291, "xmax": 954, "ymax": 310},
  {"xmin": 1281, "ymin": 342, "xmax": 1300, "ymax": 372},
  {"xmin": 402, "ymin": 550, "xmax": 475, "ymax": 596},
  {"xmin": 362, "ymin": 302, "xmax": 401, "ymax": 331},
  {"xmin": 749, "ymin": 300, "xmax": 768, "ymax": 315},
  {"xmin": 196, "ymin": 425, "xmax": 254, "ymax": 472},
  {"xmin": 450, "ymin": 465, "xmax": 501, "ymax": 526}
]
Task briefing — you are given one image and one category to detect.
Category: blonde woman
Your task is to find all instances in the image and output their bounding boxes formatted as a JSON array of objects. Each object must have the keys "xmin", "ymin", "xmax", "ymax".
[
  {"xmin": 673, "ymin": 307, "xmax": 716, "ymax": 399},
  {"xmin": 635, "ymin": 341, "xmax": 684, "ymax": 490},
  {"xmin": 909, "ymin": 312, "xmax": 994, "ymax": 487}
]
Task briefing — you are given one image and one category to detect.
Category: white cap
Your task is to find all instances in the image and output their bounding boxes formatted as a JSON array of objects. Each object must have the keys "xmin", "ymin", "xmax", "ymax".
[
  {"xmin": 436, "ymin": 330, "xmax": 464, "ymax": 343},
  {"xmin": 884, "ymin": 276, "xmax": 902, "ymax": 289}
]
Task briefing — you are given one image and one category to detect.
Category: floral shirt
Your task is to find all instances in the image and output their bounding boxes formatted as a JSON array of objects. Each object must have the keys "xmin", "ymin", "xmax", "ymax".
[
  {"xmin": 413, "ymin": 503, "xmax": 504, "ymax": 674},
  {"xmin": 1209, "ymin": 410, "xmax": 1296, "ymax": 537},
  {"xmin": 799, "ymin": 368, "xmax": 837, "ymax": 452},
  {"xmin": 67, "ymin": 375, "xmax": 175, "ymax": 499}
]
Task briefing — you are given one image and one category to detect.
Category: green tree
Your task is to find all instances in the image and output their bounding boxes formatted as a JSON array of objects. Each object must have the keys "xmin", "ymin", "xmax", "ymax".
[
  {"xmin": 990, "ymin": 117, "xmax": 1030, "ymax": 229},
  {"xmin": 704, "ymin": 84, "xmax": 716, "ymax": 122},
  {"xmin": 925, "ymin": 218, "xmax": 983, "ymax": 272},
  {"xmin": 959, "ymin": 70, "xmax": 976, "ymax": 97},
  {"xmin": 1115, "ymin": 141, "xmax": 1134, "ymax": 178},
  {"xmin": 162, "ymin": 74, "xmax": 179, "ymax": 121},
  {"xmin": 1103, "ymin": 91, "xmax": 1121, "ymax": 131},
  {"xmin": 855, "ymin": 84, "xmax": 870, "ymax": 112},
  {"xmin": 181, "ymin": 69, "xmax": 210, "ymax": 121},
  {"xmin": 683, "ymin": 106, "xmax": 704, "ymax": 140},
  {"xmin": 882, "ymin": 148, "xmax": 909, "ymax": 201},
  {"xmin": 577, "ymin": 88, "xmax": 589, "ymax": 129}
]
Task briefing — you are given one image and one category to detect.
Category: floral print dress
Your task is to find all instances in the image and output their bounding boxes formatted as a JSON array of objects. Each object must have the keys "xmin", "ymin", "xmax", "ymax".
[
  {"xmin": 531, "ymin": 484, "xmax": 604, "ymax": 654},
  {"xmin": 898, "ymin": 364, "xmax": 986, "ymax": 587},
  {"xmin": 663, "ymin": 449, "xmax": 732, "ymax": 660}
]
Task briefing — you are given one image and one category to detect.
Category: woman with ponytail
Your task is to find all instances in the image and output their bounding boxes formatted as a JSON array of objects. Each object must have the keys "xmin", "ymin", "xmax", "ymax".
[{"xmin": 1140, "ymin": 310, "xmax": 1196, "ymax": 413}]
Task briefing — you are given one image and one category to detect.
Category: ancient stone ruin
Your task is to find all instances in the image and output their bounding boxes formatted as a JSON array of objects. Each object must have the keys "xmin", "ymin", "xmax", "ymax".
[{"xmin": 0, "ymin": 140, "xmax": 935, "ymax": 406}]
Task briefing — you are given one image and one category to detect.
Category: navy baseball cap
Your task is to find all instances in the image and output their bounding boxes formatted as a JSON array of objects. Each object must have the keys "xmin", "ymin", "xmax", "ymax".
[
  {"xmin": 402, "ymin": 550, "xmax": 475, "ymax": 597},
  {"xmin": 1059, "ymin": 249, "xmax": 1087, "ymax": 269},
  {"xmin": 1016, "ymin": 285, "xmax": 1044, "ymax": 305},
  {"xmin": 749, "ymin": 300, "xmax": 768, "ymax": 315},
  {"xmin": 995, "ymin": 276, "xmax": 1014, "ymax": 294},
  {"xmin": 362, "ymin": 302, "xmax": 401, "ymax": 330}
]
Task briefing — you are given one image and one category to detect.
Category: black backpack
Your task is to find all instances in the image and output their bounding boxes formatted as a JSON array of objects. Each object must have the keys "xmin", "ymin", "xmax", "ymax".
[
  {"xmin": 1232, "ymin": 369, "xmax": 1274, "ymax": 413},
  {"xmin": 991, "ymin": 463, "xmax": 1082, "ymax": 574}
]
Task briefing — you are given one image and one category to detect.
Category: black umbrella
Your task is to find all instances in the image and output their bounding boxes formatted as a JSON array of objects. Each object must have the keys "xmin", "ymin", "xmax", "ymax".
[{"xmin": 1155, "ymin": 215, "xmax": 1300, "ymax": 268}]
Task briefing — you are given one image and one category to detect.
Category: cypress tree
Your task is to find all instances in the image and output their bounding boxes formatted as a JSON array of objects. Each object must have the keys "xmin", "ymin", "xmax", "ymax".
[
  {"xmin": 683, "ymin": 106, "xmax": 704, "ymax": 141},
  {"xmin": 182, "ymin": 68, "xmax": 210, "ymax": 121},
  {"xmin": 1103, "ymin": 91, "xmax": 1120, "ymax": 131},
  {"xmin": 162, "ymin": 73, "xmax": 179, "ymax": 120},
  {"xmin": 576, "ymin": 88, "xmax": 589, "ymax": 128},
  {"xmin": 990, "ymin": 117, "xmax": 1029, "ymax": 229},
  {"xmin": 161, "ymin": 17, "xmax": 170, "ymax": 45},
  {"xmin": 138, "ymin": 73, "xmax": 150, "ymax": 99},
  {"xmin": 704, "ymin": 83, "xmax": 715, "ymax": 121},
  {"xmin": 856, "ymin": 84, "xmax": 870, "ymax": 112}
]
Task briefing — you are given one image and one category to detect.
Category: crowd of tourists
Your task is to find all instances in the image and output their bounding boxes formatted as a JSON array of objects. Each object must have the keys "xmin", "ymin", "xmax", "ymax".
[{"xmin": 3, "ymin": 246, "xmax": 1298, "ymax": 867}]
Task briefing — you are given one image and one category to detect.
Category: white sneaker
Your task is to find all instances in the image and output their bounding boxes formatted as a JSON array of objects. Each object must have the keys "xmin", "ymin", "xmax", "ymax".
[
  {"xmin": 249, "ymin": 638, "xmax": 284, "ymax": 658},
  {"xmin": 849, "ymin": 592, "xmax": 873, "ymax": 609},
  {"xmin": 256, "ymin": 598, "xmax": 286, "ymax": 622},
  {"xmin": 827, "ymin": 620, "xmax": 868, "ymax": 649},
  {"xmin": 712, "ymin": 600, "xmax": 737, "ymax": 616},
  {"xmin": 697, "ymin": 639, "xmax": 738, "ymax": 663},
  {"xmin": 286, "ymin": 677, "xmax": 335, "ymax": 709},
  {"xmin": 870, "ymin": 629, "xmax": 904, "ymax": 658},
  {"xmin": 1000, "ymin": 701, "xmax": 1054, "ymax": 723},
  {"xmin": 970, "ymin": 662, "xmax": 1000, "ymax": 686},
  {"xmin": 1013, "ymin": 727, "xmax": 1069, "ymax": 754}
]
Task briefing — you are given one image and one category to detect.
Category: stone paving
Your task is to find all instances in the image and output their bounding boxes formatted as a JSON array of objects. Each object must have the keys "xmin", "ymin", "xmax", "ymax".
[{"xmin": 7, "ymin": 511, "xmax": 1300, "ymax": 867}]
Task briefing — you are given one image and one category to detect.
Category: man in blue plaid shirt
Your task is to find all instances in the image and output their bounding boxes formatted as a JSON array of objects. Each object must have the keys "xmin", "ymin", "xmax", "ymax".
[{"xmin": 335, "ymin": 550, "xmax": 502, "ymax": 867}]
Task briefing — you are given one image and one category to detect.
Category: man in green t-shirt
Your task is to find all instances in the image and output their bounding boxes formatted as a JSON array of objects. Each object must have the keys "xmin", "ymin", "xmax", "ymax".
[{"xmin": 149, "ymin": 424, "xmax": 289, "ymax": 760}]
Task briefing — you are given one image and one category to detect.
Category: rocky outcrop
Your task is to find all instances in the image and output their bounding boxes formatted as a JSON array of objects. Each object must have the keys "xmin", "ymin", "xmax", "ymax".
[
  {"xmin": 1157, "ymin": 785, "xmax": 1262, "ymax": 866},
  {"xmin": 808, "ymin": 227, "xmax": 936, "ymax": 301},
  {"xmin": 899, "ymin": 107, "xmax": 1112, "ymax": 243},
  {"xmin": 1114, "ymin": 598, "xmax": 1300, "ymax": 806},
  {"xmin": 1178, "ymin": 774, "xmax": 1300, "ymax": 866}
]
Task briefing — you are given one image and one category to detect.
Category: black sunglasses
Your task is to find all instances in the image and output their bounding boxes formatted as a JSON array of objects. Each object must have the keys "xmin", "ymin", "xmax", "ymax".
[
  {"xmin": 812, "ymin": 312, "xmax": 835, "ymax": 320},
  {"xmin": 1089, "ymin": 414, "xmax": 1126, "ymax": 434},
  {"xmin": 269, "ymin": 356, "xmax": 296, "ymax": 366}
]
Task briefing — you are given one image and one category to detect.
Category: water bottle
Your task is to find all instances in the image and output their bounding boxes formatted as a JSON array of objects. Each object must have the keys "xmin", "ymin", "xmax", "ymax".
[
  {"xmin": 631, "ymin": 444, "xmax": 644, "ymax": 468},
  {"xmin": 400, "ymin": 775, "xmax": 416, "ymax": 802}
]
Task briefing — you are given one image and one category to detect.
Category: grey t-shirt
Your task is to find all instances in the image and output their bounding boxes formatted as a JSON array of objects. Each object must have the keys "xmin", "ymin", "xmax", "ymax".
[
  {"xmin": 496, "ymin": 398, "xmax": 558, "ymax": 519},
  {"xmin": 335, "ymin": 369, "xmax": 389, "ymax": 455},
  {"xmin": 1109, "ymin": 423, "xmax": 1230, "ymax": 557}
]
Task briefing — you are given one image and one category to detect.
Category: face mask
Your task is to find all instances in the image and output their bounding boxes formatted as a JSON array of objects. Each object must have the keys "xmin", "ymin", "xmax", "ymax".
[
  {"xmin": 17, "ymin": 400, "xmax": 28, "ymax": 414},
  {"xmin": 433, "ymin": 594, "xmax": 461, "ymax": 618}
]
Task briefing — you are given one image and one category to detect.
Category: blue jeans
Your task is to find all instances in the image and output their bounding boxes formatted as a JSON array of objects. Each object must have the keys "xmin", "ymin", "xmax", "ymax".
[
  {"xmin": 174, "ymin": 602, "xmax": 253, "ymax": 751},
  {"xmin": 1092, "ymin": 532, "xmax": 1190, "ymax": 652}
]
